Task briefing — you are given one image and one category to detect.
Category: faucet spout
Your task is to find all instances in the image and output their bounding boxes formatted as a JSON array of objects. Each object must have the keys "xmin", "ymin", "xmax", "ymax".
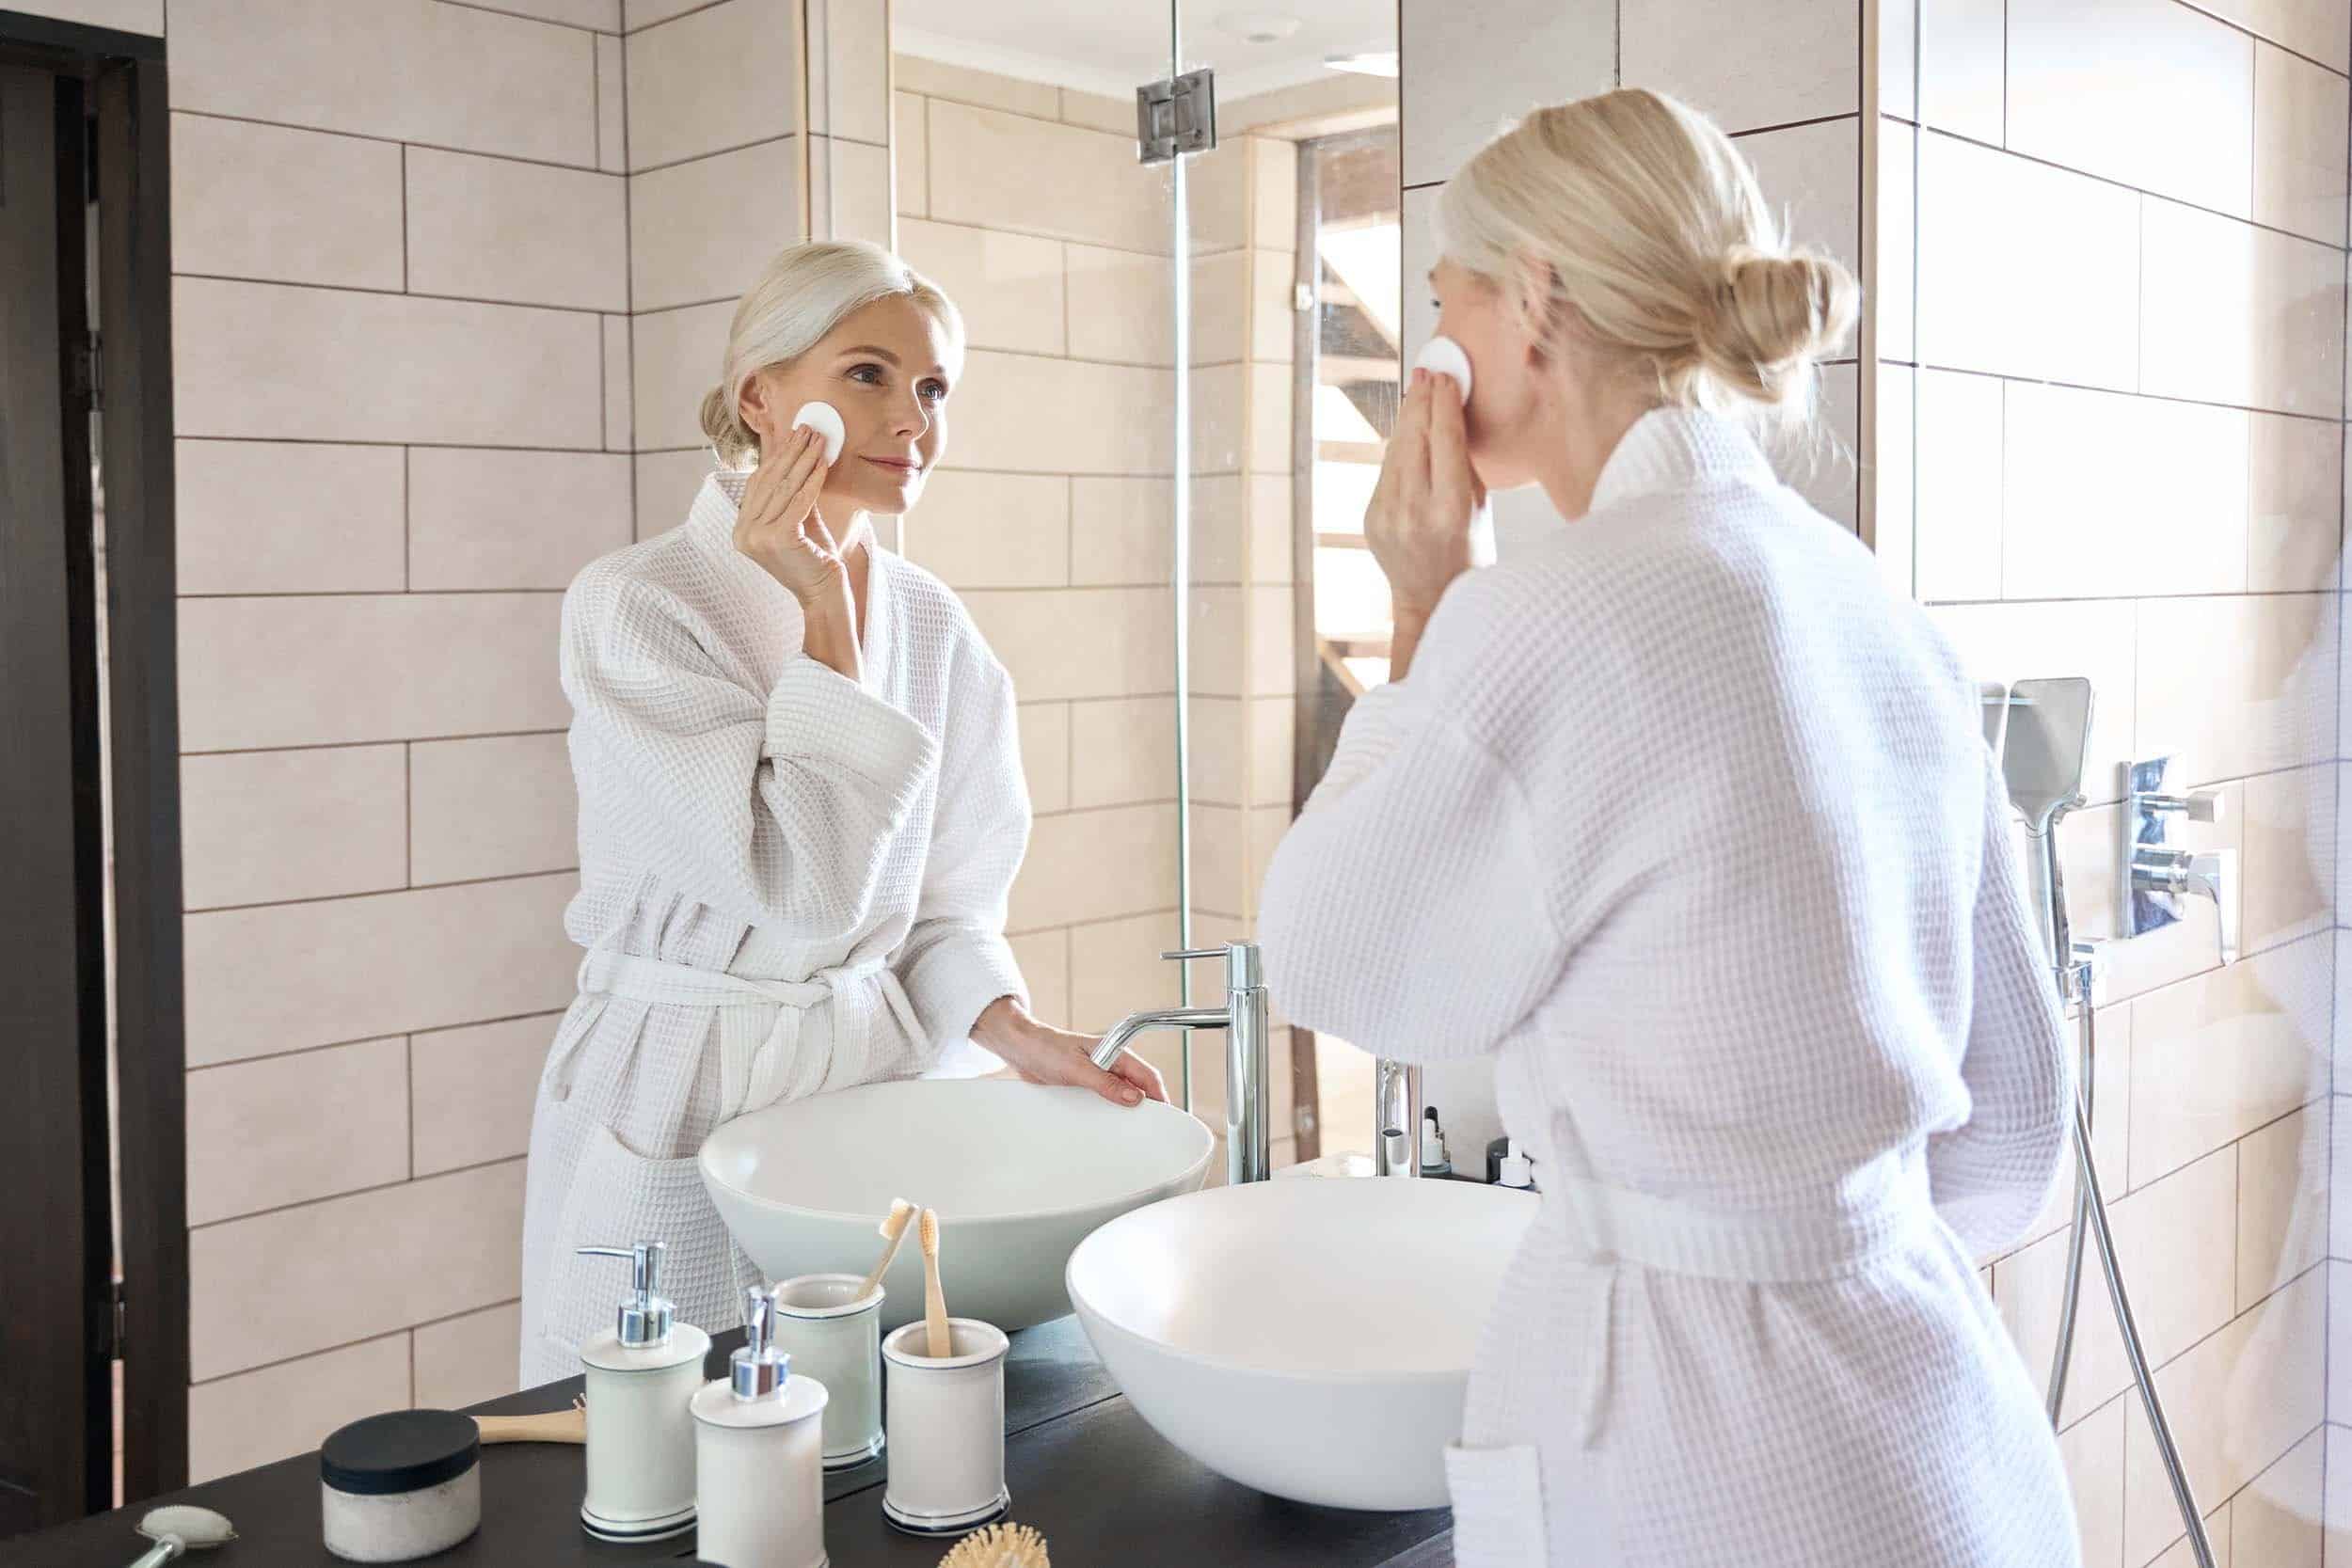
[
  {"xmin": 1092, "ymin": 943, "xmax": 1274, "ymax": 1185},
  {"xmin": 1089, "ymin": 1007, "xmax": 1232, "ymax": 1071}
]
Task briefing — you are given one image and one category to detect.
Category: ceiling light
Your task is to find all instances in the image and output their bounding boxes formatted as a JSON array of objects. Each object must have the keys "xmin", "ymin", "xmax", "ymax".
[{"xmin": 1217, "ymin": 11, "xmax": 1302, "ymax": 44}]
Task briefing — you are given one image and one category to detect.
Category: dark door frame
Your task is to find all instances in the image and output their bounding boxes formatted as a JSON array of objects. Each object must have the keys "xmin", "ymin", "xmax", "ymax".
[{"xmin": 0, "ymin": 7, "xmax": 183, "ymax": 1521}]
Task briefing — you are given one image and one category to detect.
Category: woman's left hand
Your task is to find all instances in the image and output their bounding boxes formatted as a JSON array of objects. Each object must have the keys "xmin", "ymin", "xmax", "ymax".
[
  {"xmin": 1366, "ymin": 368, "xmax": 1486, "ymax": 621},
  {"xmin": 974, "ymin": 999, "xmax": 1170, "ymax": 1108}
]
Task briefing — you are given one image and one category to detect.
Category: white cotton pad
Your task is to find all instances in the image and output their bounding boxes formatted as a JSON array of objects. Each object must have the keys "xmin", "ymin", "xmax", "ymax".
[
  {"xmin": 792, "ymin": 400, "xmax": 847, "ymax": 466},
  {"xmin": 1414, "ymin": 335, "xmax": 1473, "ymax": 401}
]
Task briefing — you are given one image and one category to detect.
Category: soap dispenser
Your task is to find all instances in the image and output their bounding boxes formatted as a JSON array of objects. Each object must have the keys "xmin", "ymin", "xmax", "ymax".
[
  {"xmin": 576, "ymin": 1240, "xmax": 709, "ymax": 1544},
  {"xmin": 691, "ymin": 1285, "xmax": 830, "ymax": 1568}
]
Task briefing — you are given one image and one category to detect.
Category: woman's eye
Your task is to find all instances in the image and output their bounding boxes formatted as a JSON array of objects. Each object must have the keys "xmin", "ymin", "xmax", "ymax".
[
  {"xmin": 919, "ymin": 380, "xmax": 948, "ymax": 403},
  {"xmin": 847, "ymin": 364, "xmax": 885, "ymax": 386}
]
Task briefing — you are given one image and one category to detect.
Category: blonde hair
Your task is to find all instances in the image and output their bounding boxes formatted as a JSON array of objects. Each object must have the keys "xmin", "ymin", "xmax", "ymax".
[
  {"xmin": 1435, "ymin": 88, "xmax": 1857, "ymax": 436},
  {"xmin": 696, "ymin": 240, "xmax": 964, "ymax": 468}
]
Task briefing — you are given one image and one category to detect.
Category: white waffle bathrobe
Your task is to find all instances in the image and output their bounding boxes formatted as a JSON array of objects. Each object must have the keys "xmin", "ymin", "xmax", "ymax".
[
  {"xmin": 519, "ymin": 468, "xmax": 1029, "ymax": 1385},
  {"xmin": 1259, "ymin": 410, "xmax": 2080, "ymax": 1567}
]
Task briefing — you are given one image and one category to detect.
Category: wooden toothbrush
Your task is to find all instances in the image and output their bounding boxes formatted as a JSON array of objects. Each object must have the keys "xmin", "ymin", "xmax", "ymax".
[
  {"xmin": 858, "ymin": 1196, "xmax": 916, "ymax": 1303},
  {"xmin": 920, "ymin": 1207, "xmax": 951, "ymax": 1358}
]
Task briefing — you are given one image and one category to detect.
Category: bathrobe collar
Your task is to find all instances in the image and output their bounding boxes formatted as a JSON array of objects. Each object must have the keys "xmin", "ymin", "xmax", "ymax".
[
  {"xmin": 688, "ymin": 467, "xmax": 897, "ymax": 695},
  {"xmin": 1586, "ymin": 406, "xmax": 1776, "ymax": 517}
]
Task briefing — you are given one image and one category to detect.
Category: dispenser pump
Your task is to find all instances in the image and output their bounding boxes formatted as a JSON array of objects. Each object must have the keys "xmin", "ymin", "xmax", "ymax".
[
  {"xmin": 730, "ymin": 1285, "xmax": 791, "ymax": 1401},
  {"xmin": 577, "ymin": 1241, "xmax": 675, "ymax": 1346}
]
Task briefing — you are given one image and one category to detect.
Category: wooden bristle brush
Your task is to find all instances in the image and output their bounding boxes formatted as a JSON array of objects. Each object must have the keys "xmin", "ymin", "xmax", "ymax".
[
  {"xmin": 937, "ymin": 1520, "xmax": 1049, "ymax": 1568},
  {"xmin": 920, "ymin": 1207, "xmax": 951, "ymax": 1358},
  {"xmin": 859, "ymin": 1196, "xmax": 916, "ymax": 1302}
]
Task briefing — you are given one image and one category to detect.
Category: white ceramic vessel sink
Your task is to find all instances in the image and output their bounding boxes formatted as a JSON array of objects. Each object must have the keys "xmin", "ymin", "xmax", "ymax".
[
  {"xmin": 701, "ymin": 1080, "xmax": 1213, "ymax": 1334},
  {"xmin": 1066, "ymin": 1176, "xmax": 1535, "ymax": 1511}
]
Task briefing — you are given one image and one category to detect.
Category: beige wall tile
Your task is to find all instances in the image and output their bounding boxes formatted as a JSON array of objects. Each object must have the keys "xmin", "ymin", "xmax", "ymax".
[
  {"xmin": 2122, "ymin": 1268, "xmax": 2322, "ymax": 1565},
  {"xmin": 2141, "ymin": 199, "xmax": 2345, "ymax": 419},
  {"xmin": 896, "ymin": 92, "xmax": 928, "ymax": 217},
  {"xmin": 1186, "ymin": 695, "xmax": 1245, "ymax": 807},
  {"xmin": 603, "ymin": 315, "xmax": 633, "ymax": 450},
  {"xmin": 2233, "ymin": 1427, "xmax": 2323, "ymax": 1567},
  {"xmin": 597, "ymin": 32, "xmax": 626, "ymax": 170},
  {"xmin": 475, "ymin": 0, "xmax": 620, "ymax": 26},
  {"xmin": 1915, "ymin": 0, "xmax": 2003, "ymax": 142},
  {"xmin": 1997, "ymin": 1218, "xmax": 2131, "ymax": 1424},
  {"xmin": 2243, "ymin": 765, "xmax": 2336, "ymax": 952},
  {"xmin": 1250, "ymin": 697, "xmax": 1296, "ymax": 808},
  {"xmin": 1064, "ymin": 243, "xmax": 1174, "ymax": 365},
  {"xmin": 2129, "ymin": 936, "xmax": 2331, "ymax": 1185},
  {"xmin": 2238, "ymin": 1104, "xmax": 2328, "ymax": 1308},
  {"xmin": 188, "ymin": 1335, "xmax": 410, "ymax": 1484},
  {"xmin": 628, "ymin": 138, "xmax": 802, "ymax": 313},
  {"xmin": 625, "ymin": 0, "xmax": 707, "ymax": 27},
  {"xmin": 636, "ymin": 450, "xmax": 718, "ymax": 535},
  {"xmin": 2149, "ymin": 1505, "xmax": 2234, "ymax": 1568},
  {"xmin": 405, "ymin": 148, "xmax": 628, "ymax": 311},
  {"xmin": 413, "ymin": 1302, "xmax": 524, "ymax": 1411},
  {"xmin": 1872, "ymin": 364, "xmax": 1916, "ymax": 594},
  {"xmin": 174, "ymin": 278, "xmax": 603, "ymax": 449},
  {"xmin": 1071, "ymin": 697, "xmax": 1176, "ymax": 810},
  {"xmin": 2057, "ymin": 790, "xmax": 2245, "ymax": 1005},
  {"xmin": 1189, "ymin": 804, "xmax": 1248, "ymax": 922},
  {"xmin": 186, "ymin": 1037, "xmax": 410, "ymax": 1227},
  {"xmin": 2001, "ymin": 384, "xmax": 2249, "ymax": 600},
  {"xmin": 170, "ymin": 115, "xmax": 404, "ymax": 290},
  {"xmin": 2137, "ymin": 594, "xmax": 2337, "ymax": 786},
  {"xmin": 184, "ymin": 874, "xmax": 579, "ymax": 1066},
  {"xmin": 952, "ymin": 351, "xmax": 1173, "ymax": 475},
  {"xmin": 178, "ymin": 594, "xmax": 566, "ymax": 752},
  {"xmin": 1879, "ymin": 121, "xmax": 1916, "ymax": 369},
  {"xmin": 808, "ymin": 0, "xmax": 887, "ymax": 146},
  {"xmin": 1926, "ymin": 599, "xmax": 2141, "ymax": 796},
  {"xmin": 1070, "ymin": 477, "xmax": 1177, "ymax": 587},
  {"xmin": 625, "ymin": 0, "xmax": 796, "ymax": 170},
  {"xmin": 1068, "ymin": 911, "xmax": 1185, "ymax": 1031},
  {"xmin": 1188, "ymin": 249, "xmax": 1249, "ymax": 372},
  {"xmin": 2248, "ymin": 414, "xmax": 2341, "ymax": 593},
  {"xmin": 904, "ymin": 470, "xmax": 1069, "ymax": 590},
  {"xmin": 1188, "ymin": 361, "xmax": 1247, "ymax": 476},
  {"xmin": 1184, "ymin": 587, "xmax": 1246, "ymax": 698},
  {"xmin": 177, "ymin": 440, "xmax": 407, "ymax": 595},
  {"xmin": 2111, "ymin": 1148, "xmax": 2241, "ymax": 1366},
  {"xmin": 2010, "ymin": 0, "xmax": 2254, "ymax": 216},
  {"xmin": 811, "ymin": 135, "xmax": 894, "ymax": 248},
  {"xmin": 630, "ymin": 299, "xmax": 734, "ymax": 451},
  {"xmin": 1617, "ymin": 0, "xmax": 1859, "ymax": 135},
  {"xmin": 928, "ymin": 100, "xmax": 1168, "ymax": 254},
  {"xmin": 408, "ymin": 449, "xmax": 632, "ymax": 590},
  {"xmin": 1058, "ymin": 87, "xmax": 1132, "ymax": 135},
  {"xmin": 181, "ymin": 745, "xmax": 408, "ymax": 911},
  {"xmin": 9, "ymin": 0, "xmax": 159, "ymax": 30},
  {"xmin": 1911, "ymin": 370, "xmax": 2003, "ymax": 602},
  {"xmin": 893, "ymin": 55, "xmax": 1059, "ymax": 120},
  {"xmin": 898, "ymin": 219, "xmax": 1065, "ymax": 356},
  {"xmin": 190, "ymin": 1158, "xmax": 525, "ymax": 1379},
  {"xmin": 411, "ymin": 1013, "xmax": 556, "ymax": 1176},
  {"xmin": 1185, "ymin": 142, "xmax": 1249, "ymax": 256},
  {"xmin": 1734, "ymin": 118, "xmax": 1861, "ymax": 275},
  {"xmin": 409, "ymin": 733, "xmax": 580, "ymax": 884},
  {"xmin": 1915, "ymin": 135, "xmax": 2142, "ymax": 389},
  {"xmin": 1249, "ymin": 248, "xmax": 1295, "ymax": 367},
  {"xmin": 1248, "ymin": 362, "xmax": 1294, "ymax": 475},
  {"xmin": 171, "ymin": 0, "xmax": 596, "ymax": 166},
  {"xmin": 1248, "ymin": 475, "xmax": 1294, "ymax": 585},
  {"xmin": 1008, "ymin": 928, "xmax": 1070, "ymax": 1026},
  {"xmin": 962, "ymin": 587, "xmax": 1171, "ymax": 703},
  {"xmin": 1788, "ymin": 362, "xmax": 1859, "ymax": 530},
  {"xmin": 2203, "ymin": 0, "xmax": 2352, "ymax": 71},
  {"xmin": 2253, "ymin": 41, "xmax": 2350, "ymax": 245},
  {"xmin": 1416, "ymin": 0, "xmax": 1596, "ymax": 182},
  {"xmin": 1250, "ymin": 140, "xmax": 1296, "ymax": 249},
  {"xmin": 1009, "ymin": 806, "xmax": 1179, "ymax": 932},
  {"xmin": 1016, "ymin": 702, "xmax": 1071, "ymax": 816},
  {"xmin": 2058, "ymin": 1395, "xmax": 2128, "ymax": 1568}
]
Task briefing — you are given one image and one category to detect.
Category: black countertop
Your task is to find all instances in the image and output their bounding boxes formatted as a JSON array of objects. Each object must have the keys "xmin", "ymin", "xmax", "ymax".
[{"xmin": 6, "ymin": 1316, "xmax": 1453, "ymax": 1567}]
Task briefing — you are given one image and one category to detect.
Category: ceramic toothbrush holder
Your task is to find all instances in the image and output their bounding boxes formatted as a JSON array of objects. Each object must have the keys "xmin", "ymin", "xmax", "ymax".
[
  {"xmin": 879, "ymin": 1318, "xmax": 1009, "ymax": 1537},
  {"xmin": 771, "ymin": 1273, "xmax": 884, "ymax": 1470}
]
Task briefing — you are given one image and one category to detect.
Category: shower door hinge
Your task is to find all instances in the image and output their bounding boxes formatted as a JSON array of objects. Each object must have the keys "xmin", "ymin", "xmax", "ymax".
[{"xmin": 1136, "ymin": 69, "xmax": 1216, "ymax": 166}]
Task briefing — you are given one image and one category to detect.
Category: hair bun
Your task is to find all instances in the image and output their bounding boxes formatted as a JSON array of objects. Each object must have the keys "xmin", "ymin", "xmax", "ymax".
[
  {"xmin": 1697, "ymin": 245, "xmax": 1858, "ymax": 396},
  {"xmin": 700, "ymin": 382, "xmax": 755, "ymax": 468}
]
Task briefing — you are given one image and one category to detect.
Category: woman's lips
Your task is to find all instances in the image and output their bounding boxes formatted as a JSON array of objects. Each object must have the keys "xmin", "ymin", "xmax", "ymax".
[{"xmin": 862, "ymin": 456, "xmax": 918, "ymax": 475}]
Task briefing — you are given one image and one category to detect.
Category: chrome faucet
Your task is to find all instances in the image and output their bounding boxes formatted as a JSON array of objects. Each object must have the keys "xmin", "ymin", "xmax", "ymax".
[
  {"xmin": 2122, "ymin": 754, "xmax": 2236, "ymax": 966},
  {"xmin": 1091, "ymin": 942, "xmax": 1272, "ymax": 1184},
  {"xmin": 1373, "ymin": 1057, "xmax": 1422, "ymax": 1178}
]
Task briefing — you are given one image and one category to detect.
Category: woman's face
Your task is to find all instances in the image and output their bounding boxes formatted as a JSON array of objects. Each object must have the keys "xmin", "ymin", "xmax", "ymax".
[
  {"xmin": 1430, "ymin": 256, "xmax": 1550, "ymax": 494},
  {"xmin": 739, "ymin": 293, "xmax": 959, "ymax": 517}
]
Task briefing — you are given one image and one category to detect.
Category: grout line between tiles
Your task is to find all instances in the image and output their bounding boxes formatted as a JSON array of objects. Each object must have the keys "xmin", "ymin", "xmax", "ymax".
[
  {"xmin": 170, "ymin": 106, "xmax": 625, "ymax": 175},
  {"xmin": 184, "ymin": 727, "xmax": 567, "ymax": 759},
  {"xmin": 189, "ymin": 865, "xmax": 580, "ymax": 917},
  {"xmin": 432, "ymin": 0, "xmax": 623, "ymax": 36},
  {"xmin": 177, "ymin": 269, "xmax": 624, "ymax": 320},
  {"xmin": 190, "ymin": 1154, "xmax": 527, "ymax": 1238},
  {"xmin": 194, "ymin": 1298, "xmax": 529, "ymax": 1390},
  {"xmin": 190, "ymin": 1008, "xmax": 569, "ymax": 1075}
]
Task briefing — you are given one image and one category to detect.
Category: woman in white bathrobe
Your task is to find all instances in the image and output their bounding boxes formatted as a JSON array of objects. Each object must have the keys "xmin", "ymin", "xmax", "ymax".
[
  {"xmin": 1257, "ymin": 92, "xmax": 2077, "ymax": 1565},
  {"xmin": 519, "ymin": 241, "xmax": 1166, "ymax": 1384}
]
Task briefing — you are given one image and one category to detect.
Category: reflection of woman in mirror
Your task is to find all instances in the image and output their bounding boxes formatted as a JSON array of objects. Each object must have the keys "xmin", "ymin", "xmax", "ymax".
[
  {"xmin": 1260, "ymin": 93, "xmax": 2077, "ymax": 1565},
  {"xmin": 517, "ymin": 241, "xmax": 1166, "ymax": 1382}
]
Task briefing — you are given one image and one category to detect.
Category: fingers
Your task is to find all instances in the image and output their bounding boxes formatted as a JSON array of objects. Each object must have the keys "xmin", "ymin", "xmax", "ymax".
[
  {"xmin": 1071, "ymin": 1053, "xmax": 1147, "ymax": 1108},
  {"xmin": 1423, "ymin": 368, "xmax": 1472, "ymax": 491},
  {"xmin": 1112, "ymin": 1052, "xmax": 1169, "ymax": 1105}
]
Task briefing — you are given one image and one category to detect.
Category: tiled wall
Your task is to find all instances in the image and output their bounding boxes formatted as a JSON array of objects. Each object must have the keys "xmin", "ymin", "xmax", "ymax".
[
  {"xmin": 885, "ymin": 54, "xmax": 1301, "ymax": 1160},
  {"xmin": 1875, "ymin": 0, "xmax": 2344, "ymax": 1560}
]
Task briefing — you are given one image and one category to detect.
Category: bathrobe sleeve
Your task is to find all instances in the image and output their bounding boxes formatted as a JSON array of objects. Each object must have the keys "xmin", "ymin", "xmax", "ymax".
[
  {"xmin": 562, "ymin": 569, "xmax": 941, "ymax": 939},
  {"xmin": 894, "ymin": 640, "xmax": 1033, "ymax": 1053},
  {"xmin": 1260, "ymin": 587, "xmax": 1571, "ymax": 1063},
  {"xmin": 1927, "ymin": 752, "xmax": 2074, "ymax": 1256}
]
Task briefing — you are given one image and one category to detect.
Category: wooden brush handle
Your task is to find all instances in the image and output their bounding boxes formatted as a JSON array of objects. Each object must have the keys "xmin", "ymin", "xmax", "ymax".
[
  {"xmin": 922, "ymin": 1212, "xmax": 951, "ymax": 1358},
  {"xmin": 859, "ymin": 1220, "xmax": 912, "ymax": 1302},
  {"xmin": 475, "ymin": 1408, "xmax": 586, "ymax": 1445}
]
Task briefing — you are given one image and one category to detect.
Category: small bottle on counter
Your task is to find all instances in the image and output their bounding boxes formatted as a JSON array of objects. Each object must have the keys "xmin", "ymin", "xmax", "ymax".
[
  {"xmin": 1419, "ymin": 1105, "xmax": 1453, "ymax": 1178},
  {"xmin": 576, "ymin": 1240, "xmax": 708, "ymax": 1544},
  {"xmin": 691, "ymin": 1285, "xmax": 830, "ymax": 1568},
  {"xmin": 1497, "ymin": 1140, "xmax": 1537, "ymax": 1191}
]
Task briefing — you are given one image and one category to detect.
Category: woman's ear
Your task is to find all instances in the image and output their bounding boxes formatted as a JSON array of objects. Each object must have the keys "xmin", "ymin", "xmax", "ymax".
[
  {"xmin": 1506, "ymin": 252, "xmax": 1558, "ymax": 366},
  {"xmin": 736, "ymin": 371, "xmax": 772, "ymax": 444}
]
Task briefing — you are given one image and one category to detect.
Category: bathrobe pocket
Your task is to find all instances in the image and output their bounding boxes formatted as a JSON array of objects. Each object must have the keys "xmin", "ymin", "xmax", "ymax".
[
  {"xmin": 1445, "ymin": 1442, "xmax": 1549, "ymax": 1567},
  {"xmin": 531, "ymin": 1118, "xmax": 737, "ymax": 1364}
]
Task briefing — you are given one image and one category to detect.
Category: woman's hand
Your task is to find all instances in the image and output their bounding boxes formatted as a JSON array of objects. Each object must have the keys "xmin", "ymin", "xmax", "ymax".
[
  {"xmin": 1366, "ymin": 368, "xmax": 1486, "ymax": 624},
  {"xmin": 734, "ymin": 424, "xmax": 847, "ymax": 607},
  {"xmin": 973, "ymin": 998, "xmax": 1170, "ymax": 1109}
]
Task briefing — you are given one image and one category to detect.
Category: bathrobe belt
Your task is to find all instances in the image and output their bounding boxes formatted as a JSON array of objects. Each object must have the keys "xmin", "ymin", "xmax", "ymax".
[
  {"xmin": 1544, "ymin": 1129, "xmax": 1939, "ymax": 1447},
  {"xmin": 574, "ymin": 947, "xmax": 923, "ymax": 1121}
]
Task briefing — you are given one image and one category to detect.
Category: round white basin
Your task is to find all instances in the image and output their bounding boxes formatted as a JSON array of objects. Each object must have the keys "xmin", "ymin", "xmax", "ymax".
[
  {"xmin": 700, "ymin": 1079, "xmax": 1213, "ymax": 1334},
  {"xmin": 1066, "ymin": 1177, "xmax": 1535, "ymax": 1511}
]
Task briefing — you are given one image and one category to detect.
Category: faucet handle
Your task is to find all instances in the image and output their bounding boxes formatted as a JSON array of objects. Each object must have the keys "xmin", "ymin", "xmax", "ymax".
[
  {"xmin": 2185, "ymin": 850, "xmax": 2237, "ymax": 967},
  {"xmin": 1162, "ymin": 942, "xmax": 1263, "ymax": 988},
  {"xmin": 2143, "ymin": 789, "xmax": 2225, "ymax": 824},
  {"xmin": 1161, "ymin": 947, "xmax": 1232, "ymax": 961}
]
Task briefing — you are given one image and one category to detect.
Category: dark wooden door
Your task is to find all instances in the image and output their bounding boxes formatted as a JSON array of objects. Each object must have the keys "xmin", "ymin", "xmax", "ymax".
[{"xmin": 0, "ymin": 59, "xmax": 115, "ymax": 1535}]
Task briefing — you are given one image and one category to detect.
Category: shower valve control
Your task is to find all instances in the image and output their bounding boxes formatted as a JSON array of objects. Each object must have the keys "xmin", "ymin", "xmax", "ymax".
[{"xmin": 2122, "ymin": 754, "xmax": 2236, "ymax": 967}]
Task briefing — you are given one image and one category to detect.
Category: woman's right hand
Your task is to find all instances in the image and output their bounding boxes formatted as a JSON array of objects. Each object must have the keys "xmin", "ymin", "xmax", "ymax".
[{"xmin": 733, "ymin": 424, "xmax": 846, "ymax": 608}]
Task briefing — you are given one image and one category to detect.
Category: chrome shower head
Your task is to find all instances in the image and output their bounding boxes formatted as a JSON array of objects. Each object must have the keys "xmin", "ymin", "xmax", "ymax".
[{"xmin": 2000, "ymin": 676, "xmax": 2095, "ymax": 837}]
